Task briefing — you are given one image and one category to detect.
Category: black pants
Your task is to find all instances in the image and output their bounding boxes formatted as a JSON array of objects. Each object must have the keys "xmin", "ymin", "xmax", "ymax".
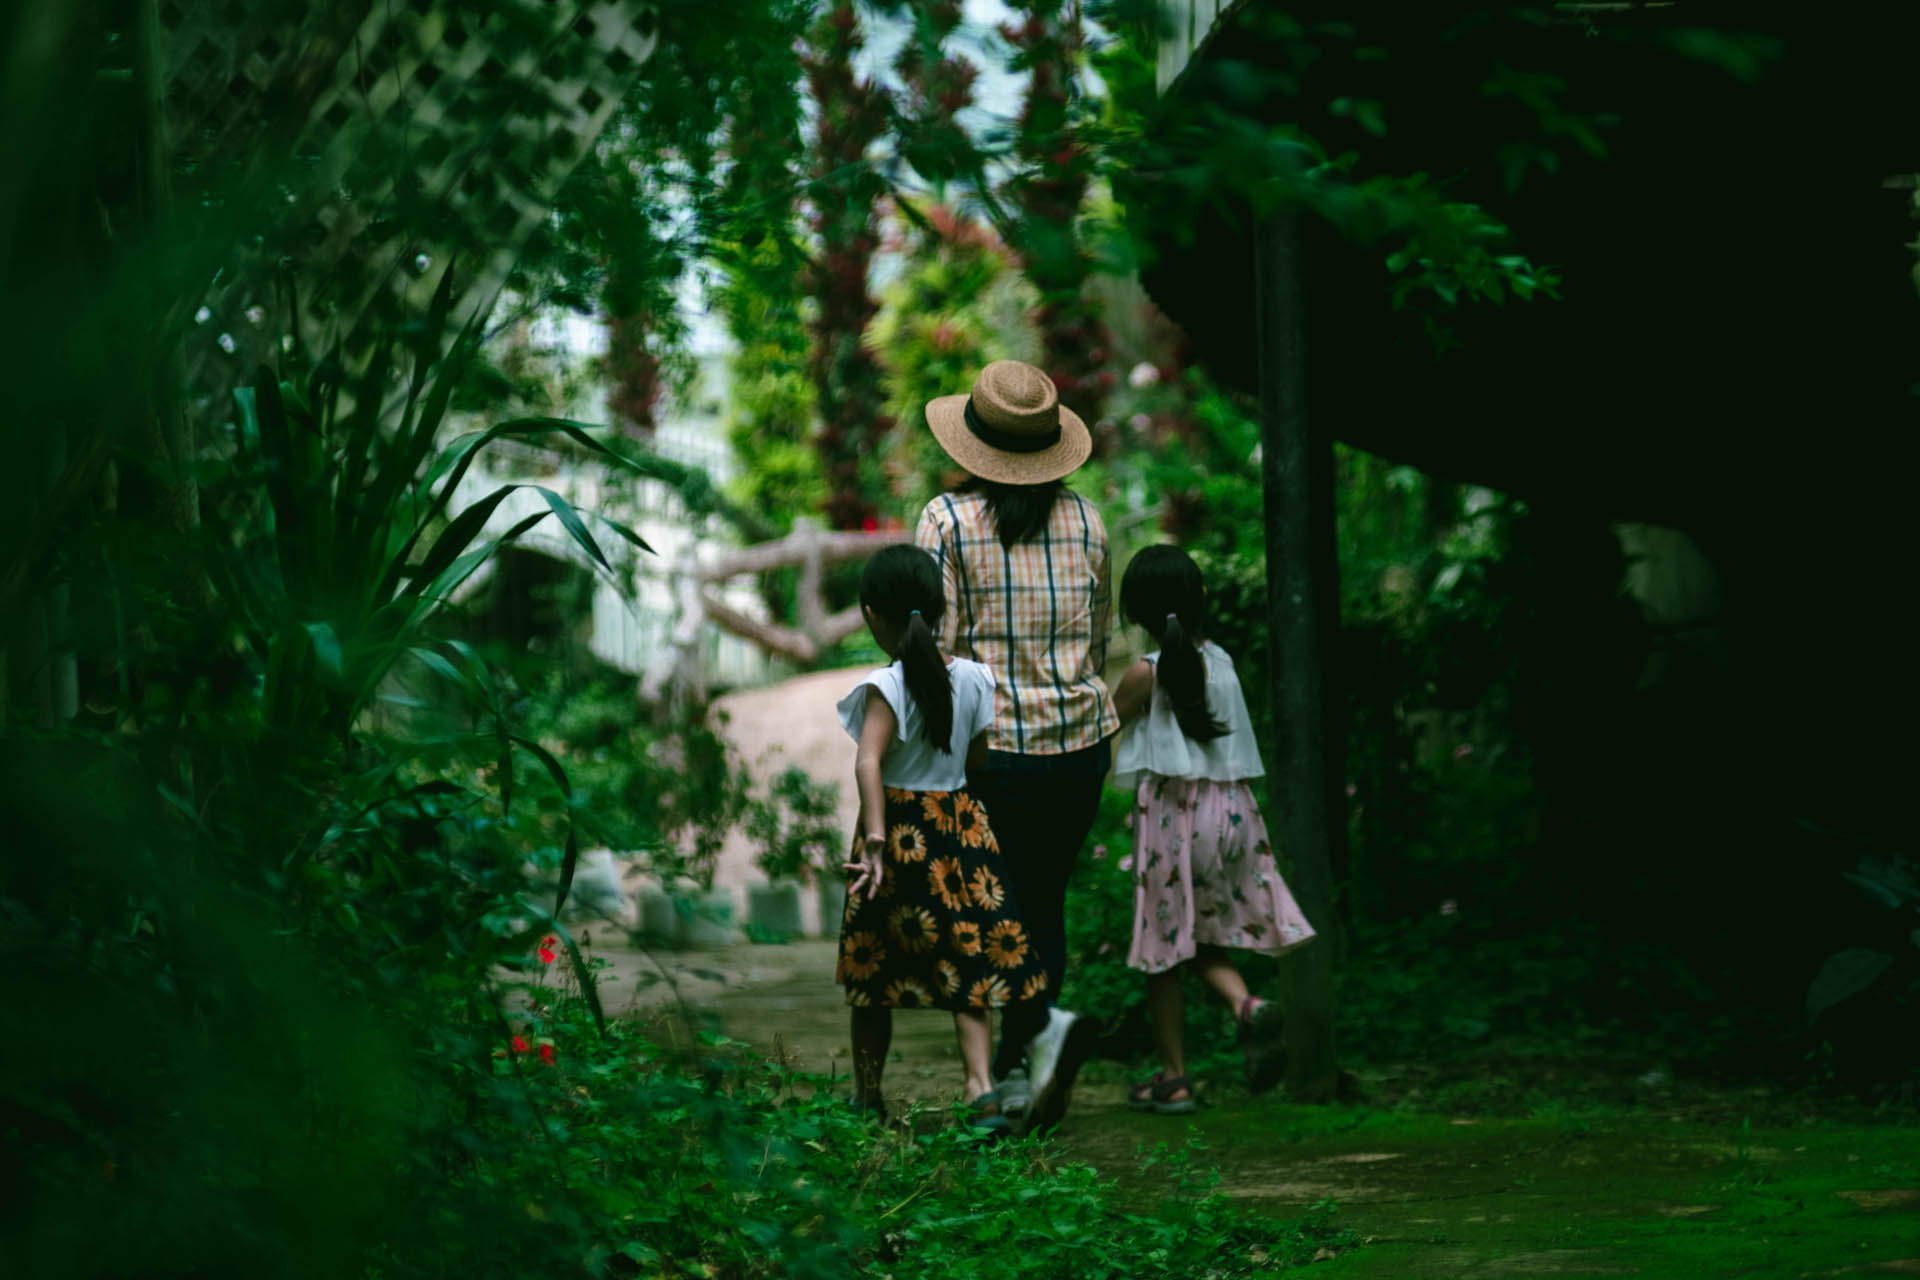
[{"xmin": 970, "ymin": 737, "xmax": 1111, "ymax": 1079}]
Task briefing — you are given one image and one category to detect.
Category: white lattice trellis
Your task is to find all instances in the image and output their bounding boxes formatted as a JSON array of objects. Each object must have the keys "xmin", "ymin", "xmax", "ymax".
[{"xmin": 159, "ymin": 0, "xmax": 659, "ymax": 384}]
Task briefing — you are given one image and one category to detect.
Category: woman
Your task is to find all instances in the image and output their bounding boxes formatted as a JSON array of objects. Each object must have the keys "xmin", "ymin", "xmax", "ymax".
[{"xmin": 915, "ymin": 359, "xmax": 1118, "ymax": 1133}]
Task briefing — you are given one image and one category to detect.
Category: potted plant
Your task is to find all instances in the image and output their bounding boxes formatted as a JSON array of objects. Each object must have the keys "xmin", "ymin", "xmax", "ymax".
[{"xmin": 746, "ymin": 766, "xmax": 842, "ymax": 940}]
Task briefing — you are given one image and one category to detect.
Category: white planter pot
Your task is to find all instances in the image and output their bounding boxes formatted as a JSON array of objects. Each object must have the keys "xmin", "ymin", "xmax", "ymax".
[
  {"xmin": 674, "ymin": 886, "xmax": 736, "ymax": 949},
  {"xmin": 747, "ymin": 881, "xmax": 805, "ymax": 937},
  {"xmin": 636, "ymin": 887, "xmax": 677, "ymax": 944},
  {"xmin": 816, "ymin": 878, "xmax": 848, "ymax": 938}
]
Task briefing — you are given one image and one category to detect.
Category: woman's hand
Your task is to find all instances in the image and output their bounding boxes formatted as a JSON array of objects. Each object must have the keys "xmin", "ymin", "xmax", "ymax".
[{"xmin": 845, "ymin": 832, "xmax": 887, "ymax": 900}]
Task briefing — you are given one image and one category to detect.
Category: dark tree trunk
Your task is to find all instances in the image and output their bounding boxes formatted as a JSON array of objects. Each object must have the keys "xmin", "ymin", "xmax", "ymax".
[{"xmin": 1255, "ymin": 199, "xmax": 1343, "ymax": 1103}]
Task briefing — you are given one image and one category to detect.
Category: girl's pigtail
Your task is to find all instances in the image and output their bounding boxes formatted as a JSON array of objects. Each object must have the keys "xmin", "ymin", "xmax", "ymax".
[
  {"xmin": 1159, "ymin": 612, "xmax": 1227, "ymax": 743},
  {"xmin": 899, "ymin": 611, "xmax": 955, "ymax": 751}
]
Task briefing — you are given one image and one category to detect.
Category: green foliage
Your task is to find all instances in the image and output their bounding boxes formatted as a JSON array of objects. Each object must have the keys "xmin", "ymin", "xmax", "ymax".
[
  {"xmin": 747, "ymin": 765, "xmax": 844, "ymax": 884},
  {"xmin": 222, "ymin": 278, "xmax": 644, "ymax": 744},
  {"xmin": 461, "ymin": 964, "xmax": 1350, "ymax": 1279},
  {"xmin": 803, "ymin": 2, "xmax": 896, "ymax": 531},
  {"xmin": 1795, "ymin": 824, "xmax": 1920, "ymax": 1093},
  {"xmin": 496, "ymin": 670, "xmax": 760, "ymax": 889},
  {"xmin": 870, "ymin": 209, "xmax": 1041, "ymax": 511},
  {"xmin": 719, "ymin": 236, "xmax": 823, "ymax": 528},
  {"xmin": 1088, "ymin": 8, "xmax": 1592, "ymax": 349}
]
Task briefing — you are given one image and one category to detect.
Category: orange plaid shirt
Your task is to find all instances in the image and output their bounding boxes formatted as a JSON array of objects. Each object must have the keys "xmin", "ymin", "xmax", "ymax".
[{"xmin": 915, "ymin": 490, "xmax": 1120, "ymax": 756}]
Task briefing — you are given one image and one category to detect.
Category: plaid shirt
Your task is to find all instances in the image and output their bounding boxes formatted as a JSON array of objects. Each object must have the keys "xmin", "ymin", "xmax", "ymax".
[{"xmin": 915, "ymin": 490, "xmax": 1120, "ymax": 756}]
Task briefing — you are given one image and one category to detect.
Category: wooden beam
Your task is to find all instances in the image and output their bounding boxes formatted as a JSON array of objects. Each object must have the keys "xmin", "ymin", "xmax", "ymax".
[{"xmin": 1255, "ymin": 182, "xmax": 1343, "ymax": 1103}]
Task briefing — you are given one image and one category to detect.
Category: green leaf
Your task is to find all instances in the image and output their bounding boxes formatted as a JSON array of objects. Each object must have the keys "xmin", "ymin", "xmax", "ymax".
[
  {"xmin": 232, "ymin": 385, "xmax": 260, "ymax": 453},
  {"xmin": 1806, "ymin": 948, "xmax": 1894, "ymax": 1024},
  {"xmin": 549, "ymin": 919, "xmax": 605, "ymax": 1037},
  {"xmin": 535, "ymin": 485, "xmax": 612, "ymax": 573},
  {"xmin": 406, "ymin": 645, "xmax": 468, "ymax": 690},
  {"xmin": 400, "ymin": 484, "xmax": 525, "ymax": 600},
  {"xmin": 303, "ymin": 621, "xmax": 345, "ymax": 682},
  {"xmin": 595, "ymin": 511, "xmax": 654, "ymax": 555},
  {"xmin": 510, "ymin": 732, "xmax": 578, "ymax": 915}
]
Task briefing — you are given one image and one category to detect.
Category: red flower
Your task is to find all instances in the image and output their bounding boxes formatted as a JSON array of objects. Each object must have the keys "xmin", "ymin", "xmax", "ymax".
[
  {"xmin": 538, "ymin": 935, "xmax": 557, "ymax": 964},
  {"xmin": 861, "ymin": 515, "xmax": 879, "ymax": 532},
  {"xmin": 538, "ymin": 1043, "xmax": 556, "ymax": 1065},
  {"xmin": 511, "ymin": 1035, "xmax": 530, "ymax": 1054}
]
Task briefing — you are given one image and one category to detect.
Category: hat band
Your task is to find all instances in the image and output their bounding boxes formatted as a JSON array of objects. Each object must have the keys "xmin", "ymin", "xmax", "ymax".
[{"xmin": 965, "ymin": 398, "xmax": 1060, "ymax": 454}]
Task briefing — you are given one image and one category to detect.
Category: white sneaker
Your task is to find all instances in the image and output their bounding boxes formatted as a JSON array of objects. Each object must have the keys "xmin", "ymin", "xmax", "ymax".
[
  {"xmin": 1023, "ymin": 1008, "xmax": 1096, "ymax": 1134},
  {"xmin": 995, "ymin": 1067, "xmax": 1031, "ymax": 1117},
  {"xmin": 1025, "ymin": 1009, "xmax": 1074, "ymax": 1100}
]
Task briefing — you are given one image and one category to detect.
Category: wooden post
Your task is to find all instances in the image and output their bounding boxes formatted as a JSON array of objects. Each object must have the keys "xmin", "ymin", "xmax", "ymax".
[{"xmin": 1255, "ymin": 186, "xmax": 1343, "ymax": 1102}]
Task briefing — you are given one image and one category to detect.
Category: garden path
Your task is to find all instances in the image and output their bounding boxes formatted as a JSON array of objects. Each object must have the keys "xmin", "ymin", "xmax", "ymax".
[
  {"xmin": 577, "ymin": 667, "xmax": 1920, "ymax": 1276},
  {"xmin": 574, "ymin": 934, "xmax": 1920, "ymax": 1278}
]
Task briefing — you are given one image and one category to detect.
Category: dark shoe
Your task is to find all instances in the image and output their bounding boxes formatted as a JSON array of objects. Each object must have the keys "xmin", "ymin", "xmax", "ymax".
[
  {"xmin": 1127, "ymin": 1072, "xmax": 1197, "ymax": 1115},
  {"xmin": 1024, "ymin": 1011, "xmax": 1098, "ymax": 1135},
  {"xmin": 1240, "ymin": 998, "xmax": 1286, "ymax": 1094},
  {"xmin": 967, "ymin": 1091, "xmax": 1012, "ymax": 1137}
]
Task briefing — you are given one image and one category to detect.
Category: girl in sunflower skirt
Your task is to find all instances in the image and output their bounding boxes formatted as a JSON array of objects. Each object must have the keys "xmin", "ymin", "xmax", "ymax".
[
  {"xmin": 1110, "ymin": 546, "xmax": 1317, "ymax": 1114},
  {"xmin": 836, "ymin": 545, "xmax": 1047, "ymax": 1132}
]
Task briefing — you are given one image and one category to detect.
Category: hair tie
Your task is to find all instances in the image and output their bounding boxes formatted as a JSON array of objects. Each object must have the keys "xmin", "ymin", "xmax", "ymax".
[
  {"xmin": 909, "ymin": 609, "xmax": 921, "ymax": 618},
  {"xmin": 1165, "ymin": 612, "xmax": 1178, "ymax": 625}
]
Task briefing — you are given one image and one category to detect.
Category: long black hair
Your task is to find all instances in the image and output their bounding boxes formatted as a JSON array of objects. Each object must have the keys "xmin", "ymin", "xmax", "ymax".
[
  {"xmin": 1120, "ymin": 545, "xmax": 1227, "ymax": 742},
  {"xmin": 859, "ymin": 544, "xmax": 953, "ymax": 751},
  {"xmin": 957, "ymin": 476, "xmax": 1066, "ymax": 550}
]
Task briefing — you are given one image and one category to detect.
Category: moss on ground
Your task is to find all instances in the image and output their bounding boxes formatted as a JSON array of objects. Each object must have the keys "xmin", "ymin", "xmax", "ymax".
[
  {"xmin": 1061, "ymin": 1098, "xmax": 1920, "ymax": 1276},
  {"xmin": 641, "ymin": 938, "xmax": 1920, "ymax": 1278}
]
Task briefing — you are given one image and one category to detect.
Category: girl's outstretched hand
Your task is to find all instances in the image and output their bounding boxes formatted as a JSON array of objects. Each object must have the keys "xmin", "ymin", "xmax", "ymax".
[{"xmin": 846, "ymin": 833, "xmax": 887, "ymax": 900}]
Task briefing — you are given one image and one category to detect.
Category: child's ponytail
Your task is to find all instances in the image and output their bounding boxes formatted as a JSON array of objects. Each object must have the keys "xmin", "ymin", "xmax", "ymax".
[
  {"xmin": 1157, "ymin": 610, "xmax": 1227, "ymax": 742},
  {"xmin": 859, "ymin": 544, "xmax": 955, "ymax": 752},
  {"xmin": 898, "ymin": 608, "xmax": 955, "ymax": 751},
  {"xmin": 1121, "ymin": 544, "xmax": 1227, "ymax": 743}
]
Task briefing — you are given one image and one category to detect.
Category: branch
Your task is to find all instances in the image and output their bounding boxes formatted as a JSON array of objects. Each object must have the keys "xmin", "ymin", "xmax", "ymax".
[
  {"xmin": 700, "ymin": 594, "xmax": 820, "ymax": 664},
  {"xmin": 698, "ymin": 527, "xmax": 908, "ymax": 581}
]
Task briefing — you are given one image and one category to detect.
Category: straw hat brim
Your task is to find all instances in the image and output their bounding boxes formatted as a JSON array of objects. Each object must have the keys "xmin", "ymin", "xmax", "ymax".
[{"xmin": 924, "ymin": 393, "xmax": 1093, "ymax": 486}]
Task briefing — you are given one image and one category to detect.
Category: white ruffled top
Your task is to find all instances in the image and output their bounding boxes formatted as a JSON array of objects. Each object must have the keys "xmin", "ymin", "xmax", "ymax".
[
  {"xmin": 1110, "ymin": 642, "xmax": 1265, "ymax": 790},
  {"xmin": 836, "ymin": 657, "xmax": 996, "ymax": 791}
]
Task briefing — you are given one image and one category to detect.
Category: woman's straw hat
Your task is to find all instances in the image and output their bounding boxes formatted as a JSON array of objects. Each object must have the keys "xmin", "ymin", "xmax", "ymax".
[{"xmin": 924, "ymin": 360, "xmax": 1092, "ymax": 486}]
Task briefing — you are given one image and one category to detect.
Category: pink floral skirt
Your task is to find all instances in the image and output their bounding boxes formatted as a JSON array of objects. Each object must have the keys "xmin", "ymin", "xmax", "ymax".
[{"xmin": 1127, "ymin": 775, "xmax": 1316, "ymax": 975}]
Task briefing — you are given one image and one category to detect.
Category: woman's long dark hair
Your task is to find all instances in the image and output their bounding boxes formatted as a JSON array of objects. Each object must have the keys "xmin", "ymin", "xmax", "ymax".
[
  {"xmin": 859, "ymin": 544, "xmax": 953, "ymax": 751},
  {"xmin": 1120, "ymin": 545, "xmax": 1226, "ymax": 742},
  {"xmin": 957, "ymin": 476, "xmax": 1065, "ymax": 550}
]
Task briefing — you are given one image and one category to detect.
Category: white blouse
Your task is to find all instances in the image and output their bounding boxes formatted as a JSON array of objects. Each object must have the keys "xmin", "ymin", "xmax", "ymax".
[
  {"xmin": 836, "ymin": 657, "xmax": 996, "ymax": 791},
  {"xmin": 1111, "ymin": 642, "xmax": 1266, "ymax": 790}
]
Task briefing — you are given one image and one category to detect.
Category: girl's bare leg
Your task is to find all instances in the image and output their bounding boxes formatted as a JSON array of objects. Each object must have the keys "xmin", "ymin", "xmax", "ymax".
[
  {"xmin": 1192, "ymin": 945, "xmax": 1253, "ymax": 1016},
  {"xmin": 851, "ymin": 1006, "xmax": 892, "ymax": 1101},
  {"xmin": 1146, "ymin": 968, "xmax": 1187, "ymax": 1079},
  {"xmin": 953, "ymin": 1009, "xmax": 994, "ymax": 1100}
]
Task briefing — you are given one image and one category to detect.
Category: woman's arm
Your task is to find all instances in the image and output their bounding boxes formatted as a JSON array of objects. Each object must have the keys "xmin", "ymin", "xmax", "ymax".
[
  {"xmin": 1111, "ymin": 657, "xmax": 1155, "ymax": 726},
  {"xmin": 846, "ymin": 687, "xmax": 897, "ymax": 899}
]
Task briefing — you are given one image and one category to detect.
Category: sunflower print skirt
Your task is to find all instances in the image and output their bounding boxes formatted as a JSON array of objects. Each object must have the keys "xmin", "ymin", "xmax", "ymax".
[{"xmin": 836, "ymin": 786, "xmax": 1049, "ymax": 1013}]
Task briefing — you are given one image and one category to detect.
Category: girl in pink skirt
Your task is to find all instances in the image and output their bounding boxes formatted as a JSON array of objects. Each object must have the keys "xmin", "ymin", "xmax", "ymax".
[{"xmin": 1110, "ymin": 546, "xmax": 1316, "ymax": 1113}]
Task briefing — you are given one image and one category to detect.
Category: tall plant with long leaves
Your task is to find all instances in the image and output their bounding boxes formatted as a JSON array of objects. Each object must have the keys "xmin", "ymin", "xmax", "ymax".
[{"xmin": 218, "ymin": 271, "xmax": 651, "ymax": 1006}]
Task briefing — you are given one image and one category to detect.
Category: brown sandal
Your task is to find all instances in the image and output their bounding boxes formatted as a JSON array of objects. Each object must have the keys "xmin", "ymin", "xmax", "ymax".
[{"xmin": 1127, "ymin": 1072, "xmax": 1197, "ymax": 1115}]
